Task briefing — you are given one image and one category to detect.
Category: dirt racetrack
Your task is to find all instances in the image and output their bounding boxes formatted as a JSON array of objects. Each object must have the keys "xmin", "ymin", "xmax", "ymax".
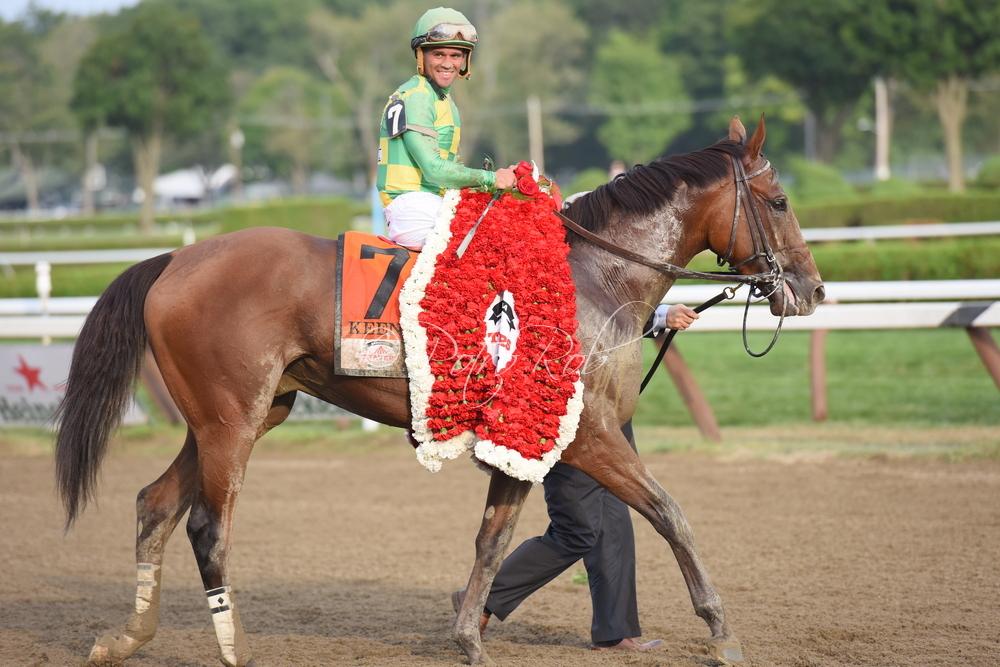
[{"xmin": 2, "ymin": 433, "xmax": 999, "ymax": 666}]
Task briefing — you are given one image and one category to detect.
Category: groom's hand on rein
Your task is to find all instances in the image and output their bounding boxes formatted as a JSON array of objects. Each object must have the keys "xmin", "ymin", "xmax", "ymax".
[{"xmin": 667, "ymin": 304, "xmax": 699, "ymax": 330}]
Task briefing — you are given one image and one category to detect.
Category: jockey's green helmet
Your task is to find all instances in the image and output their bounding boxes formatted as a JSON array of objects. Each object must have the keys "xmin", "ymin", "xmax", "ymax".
[{"xmin": 411, "ymin": 7, "xmax": 477, "ymax": 79}]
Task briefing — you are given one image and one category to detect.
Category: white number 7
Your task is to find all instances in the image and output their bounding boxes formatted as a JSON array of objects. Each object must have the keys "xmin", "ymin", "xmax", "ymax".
[{"xmin": 386, "ymin": 101, "xmax": 405, "ymax": 138}]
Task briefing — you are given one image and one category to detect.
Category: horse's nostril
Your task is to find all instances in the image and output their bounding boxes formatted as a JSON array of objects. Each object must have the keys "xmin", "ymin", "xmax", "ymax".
[{"xmin": 813, "ymin": 284, "xmax": 826, "ymax": 303}]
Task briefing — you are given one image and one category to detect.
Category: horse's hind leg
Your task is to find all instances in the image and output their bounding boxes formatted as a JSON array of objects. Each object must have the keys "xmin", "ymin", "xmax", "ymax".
[
  {"xmin": 183, "ymin": 393, "xmax": 293, "ymax": 667},
  {"xmin": 455, "ymin": 470, "xmax": 532, "ymax": 664},
  {"xmin": 88, "ymin": 430, "xmax": 199, "ymax": 665},
  {"xmin": 181, "ymin": 415, "xmax": 260, "ymax": 667},
  {"xmin": 563, "ymin": 429, "xmax": 744, "ymax": 664}
]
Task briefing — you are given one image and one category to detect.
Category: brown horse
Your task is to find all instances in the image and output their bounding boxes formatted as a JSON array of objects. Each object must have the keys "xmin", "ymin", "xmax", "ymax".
[{"xmin": 56, "ymin": 117, "xmax": 823, "ymax": 666}]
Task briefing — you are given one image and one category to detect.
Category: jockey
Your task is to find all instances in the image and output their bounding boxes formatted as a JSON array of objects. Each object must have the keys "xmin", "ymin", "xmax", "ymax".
[{"xmin": 377, "ymin": 7, "xmax": 516, "ymax": 249}]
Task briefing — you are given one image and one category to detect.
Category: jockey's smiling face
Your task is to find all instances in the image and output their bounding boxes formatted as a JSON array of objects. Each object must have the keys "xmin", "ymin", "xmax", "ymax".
[{"xmin": 423, "ymin": 47, "xmax": 467, "ymax": 88}]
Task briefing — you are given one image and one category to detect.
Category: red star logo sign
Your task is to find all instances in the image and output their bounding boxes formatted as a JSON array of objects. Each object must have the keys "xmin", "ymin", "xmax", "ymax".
[{"xmin": 14, "ymin": 355, "xmax": 47, "ymax": 391}]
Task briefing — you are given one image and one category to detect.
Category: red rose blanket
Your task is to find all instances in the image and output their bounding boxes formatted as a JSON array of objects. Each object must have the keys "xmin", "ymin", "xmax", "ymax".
[{"xmin": 399, "ymin": 183, "xmax": 584, "ymax": 483}]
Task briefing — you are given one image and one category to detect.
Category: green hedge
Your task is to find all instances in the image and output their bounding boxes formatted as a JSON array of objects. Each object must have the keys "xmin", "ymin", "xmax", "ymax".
[
  {"xmin": 0, "ymin": 263, "xmax": 132, "ymax": 298},
  {"xmin": 786, "ymin": 158, "xmax": 857, "ymax": 203},
  {"xmin": 795, "ymin": 192, "xmax": 1000, "ymax": 228},
  {"xmin": 218, "ymin": 197, "xmax": 368, "ymax": 237},
  {"xmin": 976, "ymin": 155, "xmax": 1000, "ymax": 189},
  {"xmin": 0, "ymin": 229, "xmax": 220, "ymax": 251},
  {"xmin": 0, "ymin": 210, "xmax": 216, "ymax": 234},
  {"xmin": 687, "ymin": 236, "xmax": 1000, "ymax": 282},
  {"xmin": 0, "ymin": 197, "xmax": 365, "ymax": 250}
]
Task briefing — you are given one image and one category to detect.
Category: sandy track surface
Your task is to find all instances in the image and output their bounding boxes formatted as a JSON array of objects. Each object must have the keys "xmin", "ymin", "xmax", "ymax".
[{"xmin": 1, "ymin": 439, "xmax": 998, "ymax": 666}]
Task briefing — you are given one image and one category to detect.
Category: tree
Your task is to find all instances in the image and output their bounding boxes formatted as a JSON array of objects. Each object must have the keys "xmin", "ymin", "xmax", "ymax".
[
  {"xmin": 153, "ymin": 0, "xmax": 317, "ymax": 72},
  {"xmin": 846, "ymin": 0, "xmax": 1000, "ymax": 192},
  {"xmin": 464, "ymin": 0, "xmax": 589, "ymax": 166},
  {"xmin": 562, "ymin": 0, "xmax": 666, "ymax": 32},
  {"xmin": 730, "ymin": 0, "xmax": 875, "ymax": 163},
  {"xmin": 709, "ymin": 54, "xmax": 805, "ymax": 162},
  {"xmin": 657, "ymin": 0, "xmax": 734, "ymax": 152},
  {"xmin": 239, "ymin": 67, "xmax": 351, "ymax": 194},
  {"xmin": 308, "ymin": 1, "xmax": 414, "ymax": 181},
  {"xmin": 589, "ymin": 30, "xmax": 690, "ymax": 164},
  {"xmin": 71, "ymin": 4, "xmax": 230, "ymax": 232},
  {"xmin": 0, "ymin": 21, "xmax": 60, "ymax": 211},
  {"xmin": 39, "ymin": 16, "xmax": 100, "ymax": 211}
]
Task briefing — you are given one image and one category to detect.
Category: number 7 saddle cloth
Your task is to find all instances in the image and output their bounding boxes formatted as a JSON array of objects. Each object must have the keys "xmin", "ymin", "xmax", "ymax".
[{"xmin": 334, "ymin": 231, "xmax": 416, "ymax": 377}]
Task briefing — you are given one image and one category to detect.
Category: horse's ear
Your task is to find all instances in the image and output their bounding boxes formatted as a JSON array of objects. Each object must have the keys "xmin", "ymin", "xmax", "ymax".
[
  {"xmin": 747, "ymin": 114, "xmax": 767, "ymax": 162},
  {"xmin": 728, "ymin": 116, "xmax": 746, "ymax": 143}
]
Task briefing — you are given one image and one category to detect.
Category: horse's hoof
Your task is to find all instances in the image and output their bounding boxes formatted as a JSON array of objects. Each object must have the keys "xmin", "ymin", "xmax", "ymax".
[
  {"xmin": 86, "ymin": 633, "xmax": 131, "ymax": 665},
  {"xmin": 707, "ymin": 636, "xmax": 744, "ymax": 664},
  {"xmin": 466, "ymin": 650, "xmax": 492, "ymax": 665}
]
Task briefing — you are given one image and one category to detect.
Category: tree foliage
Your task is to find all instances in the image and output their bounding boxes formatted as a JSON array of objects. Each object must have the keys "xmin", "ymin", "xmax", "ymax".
[
  {"xmin": 0, "ymin": 22, "xmax": 58, "ymax": 134},
  {"xmin": 730, "ymin": 0, "xmax": 875, "ymax": 162},
  {"xmin": 71, "ymin": 3, "xmax": 230, "ymax": 229},
  {"xmin": 239, "ymin": 66, "xmax": 352, "ymax": 191},
  {"xmin": 151, "ymin": 0, "xmax": 317, "ymax": 71},
  {"xmin": 0, "ymin": 21, "xmax": 61, "ymax": 210},
  {"xmin": 308, "ymin": 0, "xmax": 414, "ymax": 178},
  {"xmin": 72, "ymin": 4, "xmax": 229, "ymax": 136},
  {"xmin": 590, "ymin": 30, "xmax": 690, "ymax": 164},
  {"xmin": 463, "ymin": 0, "xmax": 589, "ymax": 165},
  {"xmin": 843, "ymin": 0, "xmax": 1000, "ymax": 190}
]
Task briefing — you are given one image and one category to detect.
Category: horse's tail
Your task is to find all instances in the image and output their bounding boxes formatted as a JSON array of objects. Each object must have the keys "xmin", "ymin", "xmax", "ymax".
[{"xmin": 55, "ymin": 252, "xmax": 173, "ymax": 529}]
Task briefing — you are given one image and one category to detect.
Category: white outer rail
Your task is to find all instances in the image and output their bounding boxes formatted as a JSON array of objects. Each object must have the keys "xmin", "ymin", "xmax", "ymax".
[
  {"xmin": 667, "ymin": 279, "xmax": 1000, "ymax": 304},
  {"xmin": 0, "ymin": 301, "xmax": 996, "ymax": 339},
  {"xmin": 690, "ymin": 301, "xmax": 1000, "ymax": 332},
  {"xmin": 3, "ymin": 280, "xmax": 998, "ymax": 318},
  {"xmin": 800, "ymin": 220, "xmax": 1000, "ymax": 242},
  {"xmin": 0, "ymin": 248, "xmax": 173, "ymax": 266}
]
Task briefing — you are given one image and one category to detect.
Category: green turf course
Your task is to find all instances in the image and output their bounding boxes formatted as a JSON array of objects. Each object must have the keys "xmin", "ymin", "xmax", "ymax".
[{"xmin": 634, "ymin": 329, "xmax": 1000, "ymax": 427}]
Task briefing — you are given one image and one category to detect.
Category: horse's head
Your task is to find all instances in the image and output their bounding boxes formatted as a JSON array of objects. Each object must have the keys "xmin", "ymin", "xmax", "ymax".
[{"xmin": 703, "ymin": 116, "xmax": 825, "ymax": 316}]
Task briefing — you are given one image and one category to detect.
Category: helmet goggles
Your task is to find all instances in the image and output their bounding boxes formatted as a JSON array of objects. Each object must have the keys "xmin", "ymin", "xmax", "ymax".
[{"xmin": 411, "ymin": 22, "xmax": 478, "ymax": 50}]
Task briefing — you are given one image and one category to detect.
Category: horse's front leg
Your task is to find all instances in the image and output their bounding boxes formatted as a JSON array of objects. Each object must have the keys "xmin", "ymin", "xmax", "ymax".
[
  {"xmin": 562, "ymin": 425, "xmax": 744, "ymax": 664},
  {"xmin": 455, "ymin": 470, "xmax": 532, "ymax": 664}
]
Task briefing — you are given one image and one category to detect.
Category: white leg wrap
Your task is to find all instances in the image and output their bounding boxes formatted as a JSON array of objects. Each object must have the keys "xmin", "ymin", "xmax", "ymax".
[
  {"xmin": 206, "ymin": 586, "xmax": 239, "ymax": 665},
  {"xmin": 134, "ymin": 563, "xmax": 160, "ymax": 614}
]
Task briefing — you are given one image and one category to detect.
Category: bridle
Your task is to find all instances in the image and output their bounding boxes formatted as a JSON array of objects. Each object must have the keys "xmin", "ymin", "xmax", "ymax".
[
  {"xmin": 724, "ymin": 155, "xmax": 786, "ymax": 358},
  {"xmin": 554, "ymin": 153, "xmax": 787, "ymax": 370}
]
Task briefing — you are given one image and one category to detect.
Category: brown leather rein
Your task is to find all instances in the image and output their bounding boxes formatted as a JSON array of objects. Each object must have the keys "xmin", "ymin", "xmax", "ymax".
[{"xmin": 554, "ymin": 156, "xmax": 779, "ymax": 287}]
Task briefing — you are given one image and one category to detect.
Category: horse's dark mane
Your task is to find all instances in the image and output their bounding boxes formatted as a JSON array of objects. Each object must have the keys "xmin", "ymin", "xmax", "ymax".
[{"xmin": 565, "ymin": 139, "xmax": 746, "ymax": 233}]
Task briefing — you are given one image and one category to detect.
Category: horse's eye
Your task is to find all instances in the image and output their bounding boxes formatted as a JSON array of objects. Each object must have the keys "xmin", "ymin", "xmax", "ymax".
[{"xmin": 770, "ymin": 197, "xmax": 788, "ymax": 212}]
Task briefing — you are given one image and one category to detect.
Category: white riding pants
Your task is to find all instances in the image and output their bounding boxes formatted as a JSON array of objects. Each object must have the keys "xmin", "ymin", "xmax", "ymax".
[{"xmin": 384, "ymin": 191, "xmax": 443, "ymax": 250}]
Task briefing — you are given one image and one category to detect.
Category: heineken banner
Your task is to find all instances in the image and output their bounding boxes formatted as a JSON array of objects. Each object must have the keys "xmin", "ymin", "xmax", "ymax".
[{"xmin": 0, "ymin": 345, "xmax": 146, "ymax": 427}]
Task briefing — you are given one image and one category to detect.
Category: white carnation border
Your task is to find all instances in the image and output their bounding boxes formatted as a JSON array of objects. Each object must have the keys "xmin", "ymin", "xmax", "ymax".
[{"xmin": 399, "ymin": 188, "xmax": 585, "ymax": 483}]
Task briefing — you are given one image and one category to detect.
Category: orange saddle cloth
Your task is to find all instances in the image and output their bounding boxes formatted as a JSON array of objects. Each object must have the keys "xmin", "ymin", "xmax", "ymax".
[{"xmin": 335, "ymin": 231, "xmax": 417, "ymax": 377}]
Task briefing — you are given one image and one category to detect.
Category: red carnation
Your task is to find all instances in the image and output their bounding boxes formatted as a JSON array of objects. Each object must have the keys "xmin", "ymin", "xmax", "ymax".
[
  {"xmin": 514, "ymin": 160, "xmax": 533, "ymax": 178},
  {"xmin": 517, "ymin": 175, "xmax": 540, "ymax": 197}
]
